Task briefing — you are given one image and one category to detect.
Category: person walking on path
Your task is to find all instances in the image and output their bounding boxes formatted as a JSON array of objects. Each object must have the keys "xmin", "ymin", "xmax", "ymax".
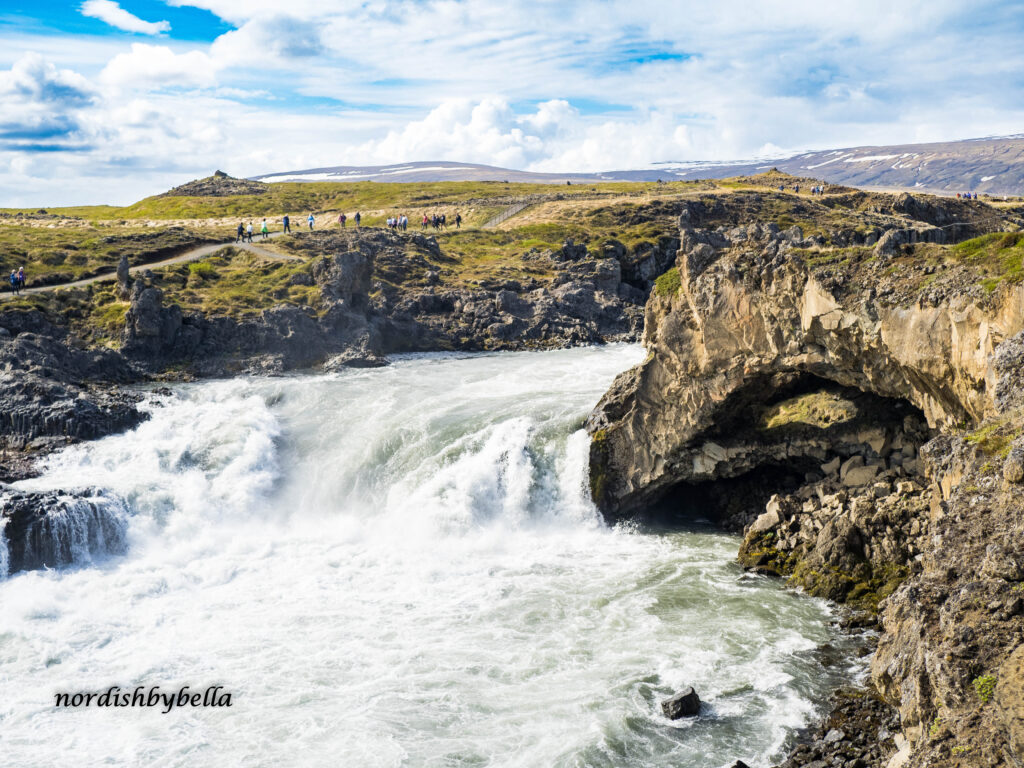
[
  {"xmin": 339, "ymin": 213, "xmax": 347, "ymax": 228},
  {"xmin": 354, "ymin": 212, "xmax": 361, "ymax": 227},
  {"xmin": 17, "ymin": 266, "xmax": 25, "ymax": 289},
  {"xmin": 246, "ymin": 222, "xmax": 254, "ymax": 242},
  {"xmin": 283, "ymin": 214, "xmax": 291, "ymax": 233},
  {"xmin": 308, "ymin": 213, "xmax": 315, "ymax": 231},
  {"xmin": 9, "ymin": 270, "xmax": 20, "ymax": 296},
  {"xmin": 236, "ymin": 222, "xmax": 244, "ymax": 242},
  {"xmin": 455, "ymin": 212, "xmax": 462, "ymax": 228},
  {"xmin": 261, "ymin": 218, "xmax": 269, "ymax": 239}
]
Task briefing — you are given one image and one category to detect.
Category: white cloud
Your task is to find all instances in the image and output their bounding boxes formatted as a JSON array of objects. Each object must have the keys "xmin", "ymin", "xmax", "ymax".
[
  {"xmin": 80, "ymin": 0, "xmax": 171, "ymax": 35},
  {"xmin": 3, "ymin": 1, "xmax": 1024, "ymax": 204},
  {"xmin": 100, "ymin": 44, "xmax": 218, "ymax": 89}
]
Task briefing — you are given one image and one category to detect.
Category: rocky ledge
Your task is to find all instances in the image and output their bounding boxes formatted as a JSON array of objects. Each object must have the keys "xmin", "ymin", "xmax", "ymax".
[{"xmin": 587, "ymin": 193, "xmax": 1024, "ymax": 766}]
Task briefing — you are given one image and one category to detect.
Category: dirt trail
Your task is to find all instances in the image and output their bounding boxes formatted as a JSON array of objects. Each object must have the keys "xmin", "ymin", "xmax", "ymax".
[{"xmin": 2, "ymin": 232, "xmax": 299, "ymax": 301}]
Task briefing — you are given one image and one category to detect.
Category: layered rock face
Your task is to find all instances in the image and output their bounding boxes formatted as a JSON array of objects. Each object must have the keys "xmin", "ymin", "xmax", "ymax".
[
  {"xmin": 0, "ymin": 313, "xmax": 144, "ymax": 473},
  {"xmin": 1, "ymin": 487, "xmax": 130, "ymax": 574},
  {"xmin": 588, "ymin": 196, "xmax": 1024, "ymax": 767},
  {"xmin": 119, "ymin": 229, "xmax": 645, "ymax": 375}
]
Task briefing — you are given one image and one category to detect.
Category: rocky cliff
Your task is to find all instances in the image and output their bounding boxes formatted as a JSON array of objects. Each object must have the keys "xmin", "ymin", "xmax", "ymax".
[{"xmin": 587, "ymin": 192, "xmax": 1024, "ymax": 767}]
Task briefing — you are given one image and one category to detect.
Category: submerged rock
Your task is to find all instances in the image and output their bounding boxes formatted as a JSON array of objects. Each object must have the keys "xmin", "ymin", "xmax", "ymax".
[
  {"xmin": 1, "ymin": 487, "xmax": 130, "ymax": 575},
  {"xmin": 660, "ymin": 687, "xmax": 701, "ymax": 719}
]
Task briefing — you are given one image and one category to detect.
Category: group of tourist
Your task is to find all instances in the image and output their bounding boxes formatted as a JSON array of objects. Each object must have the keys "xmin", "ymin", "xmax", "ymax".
[
  {"xmin": 957, "ymin": 192, "xmax": 979, "ymax": 200},
  {"xmin": 8, "ymin": 266, "xmax": 25, "ymax": 295},
  {"xmin": 233, "ymin": 212, "xmax": 327, "ymax": 241},
  {"xmin": 421, "ymin": 213, "xmax": 462, "ymax": 230},
  {"xmin": 229, "ymin": 208, "xmax": 465, "ymax": 241},
  {"xmin": 777, "ymin": 183, "xmax": 827, "ymax": 195}
]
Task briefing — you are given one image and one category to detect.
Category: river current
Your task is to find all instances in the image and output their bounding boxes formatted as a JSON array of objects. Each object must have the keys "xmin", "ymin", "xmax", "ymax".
[{"xmin": 0, "ymin": 344, "xmax": 858, "ymax": 767}]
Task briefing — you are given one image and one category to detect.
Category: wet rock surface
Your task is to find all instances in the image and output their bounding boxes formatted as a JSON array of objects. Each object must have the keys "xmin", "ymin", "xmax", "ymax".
[
  {"xmin": 661, "ymin": 687, "xmax": 701, "ymax": 719},
  {"xmin": 587, "ymin": 196, "xmax": 1024, "ymax": 766},
  {"xmin": 1, "ymin": 486, "xmax": 130, "ymax": 574},
  {"xmin": 0, "ymin": 312, "xmax": 146, "ymax": 477}
]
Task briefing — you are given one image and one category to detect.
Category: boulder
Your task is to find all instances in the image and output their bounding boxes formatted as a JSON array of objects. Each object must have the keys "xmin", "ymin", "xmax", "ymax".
[
  {"xmin": 661, "ymin": 687, "xmax": 701, "ymax": 719},
  {"xmin": 843, "ymin": 462, "xmax": 881, "ymax": 487}
]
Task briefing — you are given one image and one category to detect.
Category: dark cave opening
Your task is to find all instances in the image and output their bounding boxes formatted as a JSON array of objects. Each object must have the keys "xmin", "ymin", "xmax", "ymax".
[{"xmin": 632, "ymin": 382, "xmax": 932, "ymax": 533}]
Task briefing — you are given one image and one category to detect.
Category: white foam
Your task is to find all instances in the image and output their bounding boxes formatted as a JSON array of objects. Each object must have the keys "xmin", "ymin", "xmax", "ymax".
[{"xmin": 1, "ymin": 345, "xmax": 859, "ymax": 767}]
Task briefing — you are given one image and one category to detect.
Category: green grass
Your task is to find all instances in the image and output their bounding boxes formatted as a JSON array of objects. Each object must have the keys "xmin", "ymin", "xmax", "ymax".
[
  {"xmin": 965, "ymin": 417, "xmax": 1018, "ymax": 458},
  {"xmin": 151, "ymin": 248, "xmax": 320, "ymax": 317},
  {"xmin": 0, "ymin": 224, "xmax": 220, "ymax": 284},
  {"xmin": 951, "ymin": 232, "xmax": 1024, "ymax": 291},
  {"xmin": 759, "ymin": 390, "xmax": 859, "ymax": 432},
  {"xmin": 15, "ymin": 180, "xmax": 675, "ymax": 222},
  {"xmin": 188, "ymin": 261, "xmax": 217, "ymax": 279},
  {"xmin": 653, "ymin": 267, "xmax": 681, "ymax": 296}
]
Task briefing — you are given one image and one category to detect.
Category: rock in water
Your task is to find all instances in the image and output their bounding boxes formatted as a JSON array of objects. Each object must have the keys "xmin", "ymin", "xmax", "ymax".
[
  {"xmin": 1, "ymin": 487, "xmax": 130, "ymax": 574},
  {"xmin": 660, "ymin": 687, "xmax": 701, "ymax": 719}
]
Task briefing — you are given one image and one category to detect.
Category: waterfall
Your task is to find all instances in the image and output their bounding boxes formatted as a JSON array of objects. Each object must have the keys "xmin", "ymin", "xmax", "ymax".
[{"xmin": 1, "ymin": 488, "xmax": 130, "ymax": 575}]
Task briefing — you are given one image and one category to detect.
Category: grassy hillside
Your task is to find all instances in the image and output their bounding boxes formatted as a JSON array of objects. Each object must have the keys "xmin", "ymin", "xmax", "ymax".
[{"xmin": 5, "ymin": 173, "xmax": 1019, "ymax": 348}]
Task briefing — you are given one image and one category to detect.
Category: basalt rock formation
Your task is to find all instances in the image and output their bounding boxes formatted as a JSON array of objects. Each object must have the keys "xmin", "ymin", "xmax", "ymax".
[
  {"xmin": 118, "ymin": 228, "xmax": 644, "ymax": 375},
  {"xmin": 0, "ymin": 487, "xmax": 130, "ymax": 574},
  {"xmin": 587, "ymin": 193, "xmax": 1024, "ymax": 767},
  {"xmin": 0, "ymin": 311, "xmax": 145, "ymax": 479}
]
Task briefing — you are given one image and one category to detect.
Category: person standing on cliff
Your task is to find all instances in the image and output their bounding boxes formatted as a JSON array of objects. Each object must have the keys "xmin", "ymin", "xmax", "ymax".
[{"xmin": 283, "ymin": 214, "xmax": 291, "ymax": 233}]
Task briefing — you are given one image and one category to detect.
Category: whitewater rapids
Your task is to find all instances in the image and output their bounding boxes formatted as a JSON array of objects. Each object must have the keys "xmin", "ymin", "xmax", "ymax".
[{"xmin": 0, "ymin": 344, "xmax": 858, "ymax": 767}]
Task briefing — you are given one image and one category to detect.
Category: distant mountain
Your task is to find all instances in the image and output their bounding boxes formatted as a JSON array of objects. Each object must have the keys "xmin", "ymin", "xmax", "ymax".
[{"xmin": 252, "ymin": 135, "xmax": 1024, "ymax": 195}]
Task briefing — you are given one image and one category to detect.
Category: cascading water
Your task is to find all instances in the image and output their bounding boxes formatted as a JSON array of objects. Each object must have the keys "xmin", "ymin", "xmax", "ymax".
[
  {"xmin": 0, "ymin": 345, "xmax": 861, "ymax": 768},
  {"xmin": 1, "ymin": 488, "xmax": 130, "ymax": 575}
]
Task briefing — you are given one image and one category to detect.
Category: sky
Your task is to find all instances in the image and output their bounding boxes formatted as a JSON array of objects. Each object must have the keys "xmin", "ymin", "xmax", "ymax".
[{"xmin": 1, "ymin": 1, "xmax": 1023, "ymax": 206}]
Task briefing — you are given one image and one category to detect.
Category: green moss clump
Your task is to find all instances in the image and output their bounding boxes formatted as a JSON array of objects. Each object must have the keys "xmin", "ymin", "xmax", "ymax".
[
  {"xmin": 965, "ymin": 419, "xmax": 1018, "ymax": 458},
  {"xmin": 972, "ymin": 674, "xmax": 996, "ymax": 703},
  {"xmin": 188, "ymin": 261, "xmax": 217, "ymax": 279},
  {"xmin": 759, "ymin": 390, "xmax": 859, "ymax": 432},
  {"xmin": 654, "ymin": 267, "xmax": 681, "ymax": 297}
]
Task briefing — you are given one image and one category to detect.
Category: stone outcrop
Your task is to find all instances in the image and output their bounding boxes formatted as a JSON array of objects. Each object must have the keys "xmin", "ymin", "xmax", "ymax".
[
  {"xmin": 118, "ymin": 229, "xmax": 646, "ymax": 375},
  {"xmin": 587, "ymin": 203, "xmax": 1024, "ymax": 767},
  {"xmin": 1, "ymin": 487, "xmax": 130, "ymax": 574},
  {"xmin": 588, "ymin": 216, "xmax": 1024, "ymax": 517},
  {"xmin": 0, "ymin": 314, "xmax": 144, "ymax": 457}
]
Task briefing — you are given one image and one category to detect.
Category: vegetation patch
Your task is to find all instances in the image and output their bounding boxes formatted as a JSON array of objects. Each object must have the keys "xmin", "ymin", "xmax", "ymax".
[
  {"xmin": 950, "ymin": 231, "xmax": 1024, "ymax": 291},
  {"xmin": 654, "ymin": 267, "xmax": 681, "ymax": 296},
  {"xmin": 760, "ymin": 390, "xmax": 859, "ymax": 432},
  {"xmin": 972, "ymin": 674, "xmax": 996, "ymax": 703}
]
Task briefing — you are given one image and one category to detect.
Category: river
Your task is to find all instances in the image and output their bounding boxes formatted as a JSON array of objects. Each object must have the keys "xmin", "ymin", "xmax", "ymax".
[{"xmin": 0, "ymin": 344, "xmax": 858, "ymax": 767}]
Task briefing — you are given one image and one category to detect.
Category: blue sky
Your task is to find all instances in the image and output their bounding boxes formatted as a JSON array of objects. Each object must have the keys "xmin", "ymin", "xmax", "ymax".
[{"xmin": 1, "ymin": 0, "xmax": 1023, "ymax": 205}]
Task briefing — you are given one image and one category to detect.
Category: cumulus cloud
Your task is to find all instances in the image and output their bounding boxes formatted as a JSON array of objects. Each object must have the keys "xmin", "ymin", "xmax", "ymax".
[
  {"xmin": 4, "ymin": 0, "xmax": 1024, "ymax": 204},
  {"xmin": 100, "ymin": 44, "xmax": 218, "ymax": 89},
  {"xmin": 0, "ymin": 53, "xmax": 96, "ymax": 106},
  {"xmin": 0, "ymin": 54, "xmax": 96, "ymax": 153},
  {"xmin": 80, "ymin": 0, "xmax": 171, "ymax": 35}
]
